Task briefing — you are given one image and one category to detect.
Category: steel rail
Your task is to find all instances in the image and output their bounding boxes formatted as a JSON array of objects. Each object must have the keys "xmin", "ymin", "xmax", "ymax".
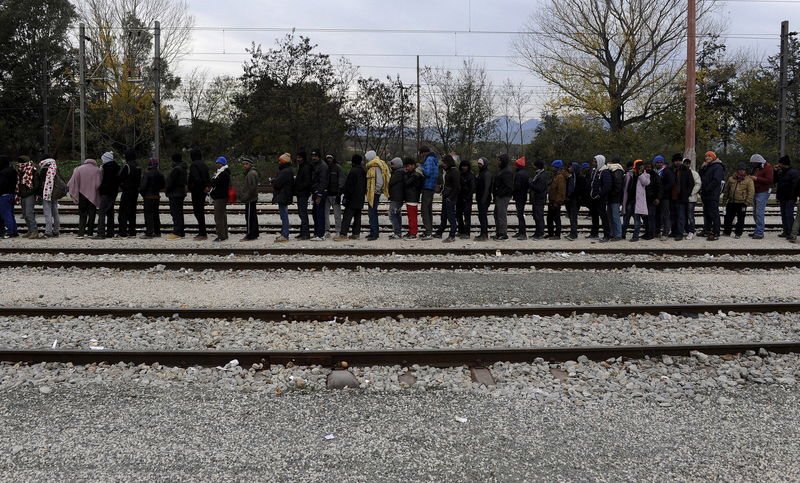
[
  {"xmin": 0, "ymin": 302, "xmax": 797, "ymax": 321},
  {"xmin": 1, "ymin": 342, "xmax": 798, "ymax": 367}
]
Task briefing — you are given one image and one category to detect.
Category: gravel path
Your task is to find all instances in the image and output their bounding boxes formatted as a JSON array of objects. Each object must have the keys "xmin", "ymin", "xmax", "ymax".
[
  {"xmin": 2, "ymin": 266, "xmax": 800, "ymax": 308},
  {"xmin": 3, "ymin": 312, "xmax": 799, "ymax": 351},
  {"xmin": 0, "ymin": 378, "xmax": 798, "ymax": 480}
]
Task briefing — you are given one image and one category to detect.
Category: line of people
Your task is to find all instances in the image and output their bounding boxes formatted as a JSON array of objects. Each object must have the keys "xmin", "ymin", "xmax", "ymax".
[{"xmin": 1, "ymin": 148, "xmax": 799, "ymax": 243}]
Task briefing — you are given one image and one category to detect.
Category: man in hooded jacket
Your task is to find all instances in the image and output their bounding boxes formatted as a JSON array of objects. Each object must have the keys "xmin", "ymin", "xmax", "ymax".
[
  {"xmin": 699, "ymin": 151, "xmax": 725, "ymax": 240},
  {"xmin": 588, "ymin": 155, "xmax": 611, "ymax": 240},
  {"xmin": 419, "ymin": 146, "xmax": 439, "ymax": 239},
  {"xmin": 117, "ymin": 149, "xmax": 141, "ymax": 237},
  {"xmin": 187, "ymin": 149, "xmax": 211, "ymax": 240},
  {"xmin": 512, "ymin": 157, "xmax": 529, "ymax": 239},
  {"xmin": 165, "ymin": 153, "xmax": 188, "ymax": 240},
  {"xmin": 528, "ymin": 160, "xmax": 550, "ymax": 239},
  {"xmin": 456, "ymin": 159, "xmax": 475, "ymax": 238},
  {"xmin": 492, "ymin": 154, "xmax": 513, "ymax": 240},
  {"xmin": 309, "ymin": 150, "xmax": 329, "ymax": 240},
  {"xmin": 96, "ymin": 151, "xmax": 120, "ymax": 239},
  {"xmin": 294, "ymin": 151, "xmax": 312, "ymax": 240},
  {"xmin": 336, "ymin": 154, "xmax": 367, "ymax": 240}
]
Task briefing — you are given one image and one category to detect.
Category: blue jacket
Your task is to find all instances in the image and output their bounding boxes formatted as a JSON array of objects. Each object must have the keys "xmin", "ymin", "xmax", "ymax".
[{"xmin": 421, "ymin": 154, "xmax": 439, "ymax": 190}]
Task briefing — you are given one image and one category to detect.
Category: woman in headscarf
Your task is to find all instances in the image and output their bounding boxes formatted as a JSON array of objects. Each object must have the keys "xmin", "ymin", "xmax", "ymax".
[
  {"xmin": 38, "ymin": 158, "xmax": 62, "ymax": 237},
  {"xmin": 15, "ymin": 156, "xmax": 40, "ymax": 238},
  {"xmin": 68, "ymin": 158, "xmax": 101, "ymax": 238}
]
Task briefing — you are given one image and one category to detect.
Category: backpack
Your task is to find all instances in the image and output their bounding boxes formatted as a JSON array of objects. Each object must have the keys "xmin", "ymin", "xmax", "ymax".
[{"xmin": 51, "ymin": 173, "xmax": 67, "ymax": 200}]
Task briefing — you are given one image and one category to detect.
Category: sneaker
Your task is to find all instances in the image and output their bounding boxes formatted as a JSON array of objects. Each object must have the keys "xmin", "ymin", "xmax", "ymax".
[
  {"xmin": 365, "ymin": 235, "xmax": 378, "ymax": 241},
  {"xmin": 310, "ymin": 236, "xmax": 324, "ymax": 241},
  {"xmin": 751, "ymin": 234, "xmax": 764, "ymax": 240},
  {"xmin": 674, "ymin": 236, "xmax": 683, "ymax": 241},
  {"xmin": 348, "ymin": 235, "xmax": 361, "ymax": 240},
  {"xmin": 138, "ymin": 235, "xmax": 153, "ymax": 239},
  {"xmin": 193, "ymin": 235, "xmax": 208, "ymax": 241},
  {"xmin": 492, "ymin": 235, "xmax": 509, "ymax": 241},
  {"xmin": 598, "ymin": 237, "xmax": 610, "ymax": 243},
  {"xmin": 610, "ymin": 237, "xmax": 623, "ymax": 242},
  {"xmin": 443, "ymin": 237, "xmax": 456, "ymax": 243},
  {"xmin": 585, "ymin": 234, "xmax": 599, "ymax": 239},
  {"xmin": 419, "ymin": 234, "xmax": 433, "ymax": 241},
  {"xmin": 333, "ymin": 235, "xmax": 348, "ymax": 242},
  {"xmin": 295, "ymin": 234, "xmax": 311, "ymax": 240},
  {"xmin": 274, "ymin": 236, "xmax": 289, "ymax": 243},
  {"xmin": 432, "ymin": 233, "xmax": 442, "ymax": 239},
  {"xmin": 686, "ymin": 233, "xmax": 695, "ymax": 240},
  {"xmin": 515, "ymin": 234, "xmax": 528, "ymax": 240},
  {"xmin": 707, "ymin": 235, "xmax": 719, "ymax": 241},
  {"xmin": 629, "ymin": 237, "xmax": 639, "ymax": 242},
  {"xmin": 458, "ymin": 234, "xmax": 470, "ymax": 239},
  {"xmin": 532, "ymin": 235, "xmax": 544, "ymax": 240},
  {"xmin": 388, "ymin": 234, "xmax": 401, "ymax": 240},
  {"xmin": 565, "ymin": 235, "xmax": 577, "ymax": 241},
  {"xmin": 473, "ymin": 235, "xmax": 489, "ymax": 241},
  {"xmin": 403, "ymin": 233, "xmax": 417, "ymax": 239},
  {"xmin": 167, "ymin": 234, "xmax": 184, "ymax": 240},
  {"xmin": 240, "ymin": 237, "xmax": 257, "ymax": 242},
  {"xmin": 212, "ymin": 237, "xmax": 224, "ymax": 242}
]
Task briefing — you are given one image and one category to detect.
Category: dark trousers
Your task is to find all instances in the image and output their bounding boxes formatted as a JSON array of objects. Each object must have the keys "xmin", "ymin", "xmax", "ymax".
[
  {"xmin": 367, "ymin": 193, "xmax": 381, "ymax": 237},
  {"xmin": 656, "ymin": 198, "xmax": 671, "ymax": 236},
  {"xmin": 645, "ymin": 204, "xmax": 657, "ymax": 238},
  {"xmin": 456, "ymin": 198, "xmax": 472, "ymax": 235},
  {"xmin": 686, "ymin": 201, "xmax": 697, "ymax": 234},
  {"xmin": 296, "ymin": 195, "xmax": 310, "ymax": 237},
  {"xmin": 723, "ymin": 203, "xmax": 747, "ymax": 236},
  {"xmin": 78, "ymin": 194, "xmax": 96, "ymax": 237},
  {"xmin": 531, "ymin": 201, "xmax": 545, "ymax": 238},
  {"xmin": 312, "ymin": 194, "xmax": 326, "ymax": 238},
  {"xmin": 566, "ymin": 198, "xmax": 579, "ymax": 237},
  {"xmin": 672, "ymin": 201, "xmax": 687, "ymax": 239},
  {"xmin": 244, "ymin": 200, "xmax": 259, "ymax": 239},
  {"xmin": 702, "ymin": 197, "xmax": 721, "ymax": 236},
  {"xmin": 513, "ymin": 199, "xmax": 527, "ymax": 235},
  {"xmin": 96, "ymin": 194, "xmax": 116, "ymax": 237},
  {"xmin": 191, "ymin": 191, "xmax": 207, "ymax": 236},
  {"xmin": 117, "ymin": 191, "xmax": 137, "ymax": 236},
  {"xmin": 169, "ymin": 196, "xmax": 186, "ymax": 237},
  {"xmin": 421, "ymin": 189, "xmax": 434, "ymax": 236},
  {"xmin": 143, "ymin": 197, "xmax": 161, "ymax": 236},
  {"xmin": 476, "ymin": 201, "xmax": 490, "ymax": 236},
  {"xmin": 780, "ymin": 200, "xmax": 795, "ymax": 235},
  {"xmin": 621, "ymin": 205, "xmax": 634, "ymax": 238},
  {"xmin": 340, "ymin": 206, "xmax": 362, "ymax": 236},
  {"xmin": 590, "ymin": 198, "xmax": 609, "ymax": 238},
  {"xmin": 436, "ymin": 198, "xmax": 457, "ymax": 238},
  {"xmin": 546, "ymin": 203, "xmax": 562, "ymax": 237},
  {"xmin": 0, "ymin": 194, "xmax": 17, "ymax": 235}
]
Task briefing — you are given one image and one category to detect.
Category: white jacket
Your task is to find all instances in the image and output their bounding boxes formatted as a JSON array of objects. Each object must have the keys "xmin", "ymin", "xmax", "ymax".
[{"xmin": 688, "ymin": 168, "xmax": 702, "ymax": 203}]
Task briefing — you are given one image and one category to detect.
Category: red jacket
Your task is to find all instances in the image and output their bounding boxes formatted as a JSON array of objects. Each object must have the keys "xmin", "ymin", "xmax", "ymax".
[{"xmin": 752, "ymin": 163, "xmax": 774, "ymax": 193}]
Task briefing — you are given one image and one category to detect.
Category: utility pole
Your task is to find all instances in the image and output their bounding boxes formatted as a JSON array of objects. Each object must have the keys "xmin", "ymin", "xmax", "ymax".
[
  {"xmin": 41, "ymin": 57, "xmax": 49, "ymax": 153},
  {"xmin": 416, "ymin": 55, "xmax": 421, "ymax": 154},
  {"xmin": 398, "ymin": 84, "xmax": 409, "ymax": 154},
  {"xmin": 153, "ymin": 21, "xmax": 161, "ymax": 161},
  {"xmin": 780, "ymin": 21, "xmax": 789, "ymax": 158},
  {"xmin": 79, "ymin": 23, "xmax": 87, "ymax": 162},
  {"xmin": 684, "ymin": 0, "xmax": 697, "ymax": 169}
]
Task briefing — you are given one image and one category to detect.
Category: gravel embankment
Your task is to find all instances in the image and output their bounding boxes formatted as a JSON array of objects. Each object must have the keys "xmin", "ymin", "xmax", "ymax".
[
  {"xmin": 3, "ymin": 312, "xmax": 799, "ymax": 351},
  {"xmin": 0, "ymin": 385, "xmax": 798, "ymax": 480},
  {"xmin": 1, "ymin": 266, "xmax": 800, "ymax": 308}
]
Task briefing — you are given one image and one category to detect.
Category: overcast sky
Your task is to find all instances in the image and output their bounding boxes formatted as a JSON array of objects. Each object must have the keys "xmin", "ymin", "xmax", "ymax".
[{"xmin": 175, "ymin": 0, "xmax": 800, "ymax": 119}]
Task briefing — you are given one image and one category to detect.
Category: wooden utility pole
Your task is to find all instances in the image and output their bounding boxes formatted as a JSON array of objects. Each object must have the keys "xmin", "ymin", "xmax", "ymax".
[
  {"xmin": 153, "ymin": 21, "xmax": 161, "ymax": 161},
  {"xmin": 779, "ymin": 21, "xmax": 789, "ymax": 158},
  {"xmin": 684, "ymin": 0, "xmax": 697, "ymax": 169},
  {"xmin": 79, "ymin": 23, "xmax": 87, "ymax": 162},
  {"xmin": 416, "ymin": 55, "xmax": 421, "ymax": 154},
  {"xmin": 398, "ymin": 84, "xmax": 409, "ymax": 155}
]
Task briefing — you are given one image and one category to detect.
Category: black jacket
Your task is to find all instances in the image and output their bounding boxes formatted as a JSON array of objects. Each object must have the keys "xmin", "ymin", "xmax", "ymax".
[
  {"xmin": 699, "ymin": 160, "xmax": 725, "ymax": 200},
  {"xmin": 118, "ymin": 161, "xmax": 142, "ymax": 195},
  {"xmin": 139, "ymin": 167, "xmax": 165, "ymax": 198},
  {"xmin": 459, "ymin": 170, "xmax": 475, "ymax": 202},
  {"xmin": 493, "ymin": 163, "xmax": 513, "ymax": 198},
  {"xmin": 388, "ymin": 167, "xmax": 405, "ymax": 202},
  {"xmin": 442, "ymin": 166, "xmax": 461, "ymax": 202},
  {"xmin": 327, "ymin": 163, "xmax": 343, "ymax": 196},
  {"xmin": 475, "ymin": 166, "xmax": 493, "ymax": 206},
  {"xmin": 670, "ymin": 166, "xmax": 695, "ymax": 203},
  {"xmin": 188, "ymin": 160, "xmax": 210, "ymax": 194},
  {"xmin": 512, "ymin": 167, "xmax": 529, "ymax": 203},
  {"xmin": 98, "ymin": 162, "xmax": 120, "ymax": 196},
  {"xmin": 574, "ymin": 173, "xmax": 588, "ymax": 205},
  {"xmin": 528, "ymin": 169, "xmax": 550, "ymax": 204},
  {"xmin": 404, "ymin": 168, "xmax": 424, "ymax": 203},
  {"xmin": 607, "ymin": 167, "xmax": 625, "ymax": 204},
  {"xmin": 658, "ymin": 167, "xmax": 676, "ymax": 200},
  {"xmin": 209, "ymin": 168, "xmax": 230, "ymax": 200},
  {"xmin": 776, "ymin": 167, "xmax": 800, "ymax": 202},
  {"xmin": 166, "ymin": 162, "xmax": 187, "ymax": 198},
  {"xmin": 294, "ymin": 161, "xmax": 313, "ymax": 198},
  {"xmin": 310, "ymin": 159, "xmax": 329, "ymax": 197},
  {"xmin": 0, "ymin": 159, "xmax": 15, "ymax": 196},
  {"xmin": 645, "ymin": 170, "xmax": 662, "ymax": 205},
  {"xmin": 342, "ymin": 164, "xmax": 367, "ymax": 210},
  {"xmin": 272, "ymin": 163, "xmax": 294, "ymax": 205}
]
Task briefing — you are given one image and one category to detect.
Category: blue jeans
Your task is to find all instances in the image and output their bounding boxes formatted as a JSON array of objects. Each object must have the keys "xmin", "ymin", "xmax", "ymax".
[
  {"xmin": 278, "ymin": 204, "xmax": 290, "ymax": 238},
  {"xmin": 631, "ymin": 213, "xmax": 643, "ymax": 239},
  {"xmin": 296, "ymin": 195, "xmax": 310, "ymax": 237},
  {"xmin": 436, "ymin": 198, "xmax": 458, "ymax": 238},
  {"xmin": 0, "ymin": 194, "xmax": 17, "ymax": 235},
  {"xmin": 780, "ymin": 200, "xmax": 795, "ymax": 235},
  {"xmin": 312, "ymin": 193, "xmax": 327, "ymax": 238},
  {"xmin": 752, "ymin": 191, "xmax": 769, "ymax": 236},
  {"xmin": 686, "ymin": 201, "xmax": 696, "ymax": 234},
  {"xmin": 388, "ymin": 200, "xmax": 403, "ymax": 236},
  {"xmin": 606, "ymin": 203, "xmax": 621, "ymax": 238},
  {"xmin": 368, "ymin": 193, "xmax": 381, "ymax": 237}
]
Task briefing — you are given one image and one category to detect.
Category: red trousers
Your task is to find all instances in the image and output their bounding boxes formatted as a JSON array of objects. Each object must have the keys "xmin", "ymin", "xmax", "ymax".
[{"xmin": 407, "ymin": 203, "xmax": 418, "ymax": 235}]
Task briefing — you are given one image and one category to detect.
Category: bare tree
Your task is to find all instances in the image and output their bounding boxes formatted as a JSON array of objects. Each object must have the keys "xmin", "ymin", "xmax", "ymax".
[
  {"xmin": 346, "ymin": 75, "xmax": 413, "ymax": 157},
  {"xmin": 513, "ymin": 0, "xmax": 715, "ymax": 132},
  {"xmin": 497, "ymin": 79, "xmax": 534, "ymax": 156}
]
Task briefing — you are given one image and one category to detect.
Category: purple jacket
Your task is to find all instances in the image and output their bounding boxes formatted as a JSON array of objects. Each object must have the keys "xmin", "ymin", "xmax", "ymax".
[{"xmin": 623, "ymin": 171, "xmax": 650, "ymax": 215}]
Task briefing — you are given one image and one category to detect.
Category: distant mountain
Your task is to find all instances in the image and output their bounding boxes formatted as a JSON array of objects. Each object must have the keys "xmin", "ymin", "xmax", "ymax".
[{"xmin": 490, "ymin": 117, "xmax": 540, "ymax": 144}]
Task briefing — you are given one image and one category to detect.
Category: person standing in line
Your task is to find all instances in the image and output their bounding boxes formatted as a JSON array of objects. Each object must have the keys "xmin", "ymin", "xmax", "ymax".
[
  {"xmin": 38, "ymin": 157, "xmax": 63, "ymax": 237},
  {"xmin": 748, "ymin": 153, "xmax": 774, "ymax": 240},
  {"xmin": 294, "ymin": 151, "xmax": 312, "ymax": 240},
  {"xmin": 0, "ymin": 156, "xmax": 19, "ymax": 238},
  {"xmin": 309, "ymin": 150, "xmax": 329, "ymax": 241},
  {"xmin": 68, "ymin": 158, "xmax": 101, "ymax": 238},
  {"xmin": 473, "ymin": 157, "xmax": 493, "ymax": 241},
  {"xmin": 95, "ymin": 151, "xmax": 120, "ymax": 239},
  {"xmin": 774, "ymin": 156, "xmax": 799, "ymax": 238},
  {"xmin": 546, "ymin": 160, "xmax": 567, "ymax": 239},
  {"xmin": 721, "ymin": 163, "xmax": 754, "ymax": 239},
  {"xmin": 622, "ymin": 160, "xmax": 650, "ymax": 242},
  {"xmin": 365, "ymin": 150, "xmax": 389, "ymax": 241},
  {"xmin": 117, "ymin": 149, "xmax": 141, "ymax": 238},
  {"xmin": 528, "ymin": 160, "xmax": 550, "ymax": 240},
  {"xmin": 165, "ymin": 153, "xmax": 188, "ymax": 240},
  {"xmin": 492, "ymin": 154, "xmax": 513, "ymax": 240},
  {"xmin": 588, "ymin": 155, "xmax": 611, "ymax": 241},
  {"xmin": 187, "ymin": 149, "xmax": 211, "ymax": 241},
  {"xmin": 699, "ymin": 151, "xmax": 725, "ymax": 241},
  {"xmin": 335, "ymin": 154, "xmax": 367, "ymax": 241},
  {"xmin": 139, "ymin": 158, "xmax": 165, "ymax": 239},
  {"xmin": 434, "ymin": 154, "xmax": 460, "ymax": 243},
  {"xmin": 238, "ymin": 157, "xmax": 259, "ymax": 241},
  {"xmin": 604, "ymin": 157, "xmax": 625, "ymax": 242},
  {"xmin": 512, "ymin": 156, "xmax": 529, "ymax": 240},
  {"xmin": 653, "ymin": 155, "xmax": 675, "ymax": 239},
  {"xmin": 565, "ymin": 162, "xmax": 583, "ymax": 241},
  {"xmin": 209, "ymin": 156, "xmax": 230, "ymax": 242},
  {"xmin": 456, "ymin": 159, "xmax": 475, "ymax": 239},
  {"xmin": 418, "ymin": 146, "xmax": 439, "ymax": 240},
  {"xmin": 272, "ymin": 153, "xmax": 294, "ymax": 243},
  {"xmin": 387, "ymin": 157, "xmax": 406, "ymax": 239},
  {"xmin": 403, "ymin": 157, "xmax": 424, "ymax": 239},
  {"xmin": 669, "ymin": 156, "xmax": 695, "ymax": 241},
  {"xmin": 620, "ymin": 162, "xmax": 635, "ymax": 239},
  {"xmin": 683, "ymin": 158, "xmax": 702, "ymax": 240},
  {"xmin": 642, "ymin": 160, "xmax": 661, "ymax": 240},
  {"xmin": 15, "ymin": 156, "xmax": 40, "ymax": 238},
  {"xmin": 324, "ymin": 154, "xmax": 343, "ymax": 237}
]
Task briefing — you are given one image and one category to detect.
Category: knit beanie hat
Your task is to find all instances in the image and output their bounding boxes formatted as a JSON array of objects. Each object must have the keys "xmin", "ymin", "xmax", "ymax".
[
  {"xmin": 737, "ymin": 162, "xmax": 747, "ymax": 170},
  {"xmin": 534, "ymin": 160, "xmax": 544, "ymax": 169},
  {"xmin": 148, "ymin": 158, "xmax": 159, "ymax": 169},
  {"xmin": 101, "ymin": 151, "xmax": 114, "ymax": 164},
  {"xmin": 571, "ymin": 162, "xmax": 581, "ymax": 172},
  {"xmin": 241, "ymin": 157, "xmax": 254, "ymax": 166},
  {"xmin": 459, "ymin": 159, "xmax": 471, "ymax": 169},
  {"xmin": 514, "ymin": 156, "xmax": 526, "ymax": 168},
  {"xmin": 706, "ymin": 151, "xmax": 717, "ymax": 161},
  {"xmin": 552, "ymin": 160, "xmax": 563, "ymax": 169},
  {"xmin": 278, "ymin": 153, "xmax": 292, "ymax": 164},
  {"xmin": 653, "ymin": 155, "xmax": 665, "ymax": 164},
  {"xmin": 215, "ymin": 156, "xmax": 228, "ymax": 166},
  {"xmin": 671, "ymin": 153, "xmax": 682, "ymax": 162},
  {"xmin": 351, "ymin": 154, "xmax": 363, "ymax": 165},
  {"xmin": 750, "ymin": 154, "xmax": 765, "ymax": 165},
  {"xmin": 477, "ymin": 157, "xmax": 487, "ymax": 167},
  {"xmin": 390, "ymin": 157, "xmax": 403, "ymax": 169},
  {"xmin": 365, "ymin": 150, "xmax": 377, "ymax": 161},
  {"xmin": 581, "ymin": 162, "xmax": 590, "ymax": 169}
]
